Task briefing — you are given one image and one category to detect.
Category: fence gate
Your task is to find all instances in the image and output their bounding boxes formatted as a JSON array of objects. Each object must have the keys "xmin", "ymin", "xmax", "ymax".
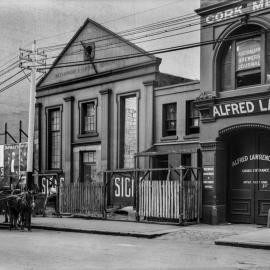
[
  {"xmin": 104, "ymin": 167, "xmax": 202, "ymax": 224},
  {"xmin": 59, "ymin": 182, "xmax": 104, "ymax": 217},
  {"xmin": 137, "ymin": 168, "xmax": 201, "ymax": 224}
]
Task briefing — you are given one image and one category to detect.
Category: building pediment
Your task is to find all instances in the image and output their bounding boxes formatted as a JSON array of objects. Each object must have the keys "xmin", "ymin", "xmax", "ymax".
[{"xmin": 38, "ymin": 18, "xmax": 157, "ymax": 89}]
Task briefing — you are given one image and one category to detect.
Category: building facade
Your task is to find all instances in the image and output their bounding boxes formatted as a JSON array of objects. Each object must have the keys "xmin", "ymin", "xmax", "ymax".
[
  {"xmin": 35, "ymin": 18, "xmax": 195, "ymax": 188},
  {"xmin": 196, "ymin": 0, "xmax": 270, "ymax": 224}
]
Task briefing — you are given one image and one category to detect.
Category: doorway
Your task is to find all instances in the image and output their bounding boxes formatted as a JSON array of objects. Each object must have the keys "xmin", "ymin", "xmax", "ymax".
[{"xmin": 227, "ymin": 130, "xmax": 270, "ymax": 224}]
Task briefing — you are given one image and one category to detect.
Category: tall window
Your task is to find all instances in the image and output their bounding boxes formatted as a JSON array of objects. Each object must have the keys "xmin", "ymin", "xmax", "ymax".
[
  {"xmin": 48, "ymin": 108, "xmax": 61, "ymax": 169},
  {"xmin": 81, "ymin": 151, "xmax": 96, "ymax": 182},
  {"xmin": 186, "ymin": 101, "xmax": 200, "ymax": 135},
  {"xmin": 219, "ymin": 25, "xmax": 270, "ymax": 91},
  {"xmin": 163, "ymin": 103, "xmax": 177, "ymax": 137},
  {"xmin": 79, "ymin": 99, "xmax": 97, "ymax": 136},
  {"xmin": 119, "ymin": 95, "xmax": 137, "ymax": 168}
]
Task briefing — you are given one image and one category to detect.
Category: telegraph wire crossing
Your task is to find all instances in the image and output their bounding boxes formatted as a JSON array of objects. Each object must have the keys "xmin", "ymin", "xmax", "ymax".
[
  {"xmin": 0, "ymin": 25, "xmax": 268, "ymax": 95},
  {"xmin": 38, "ymin": 0, "xmax": 269, "ymax": 53},
  {"xmin": 0, "ymin": 27, "xmax": 268, "ymax": 93},
  {"xmin": 0, "ymin": 1, "xmax": 270, "ymax": 93},
  {"xmin": 0, "ymin": 0, "xmax": 268, "ymax": 71},
  {"xmin": 0, "ymin": 12, "xmax": 201, "ymax": 77}
]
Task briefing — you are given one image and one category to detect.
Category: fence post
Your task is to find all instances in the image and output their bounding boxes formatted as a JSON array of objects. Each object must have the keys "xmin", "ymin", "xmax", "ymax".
[
  {"xmin": 135, "ymin": 169, "xmax": 140, "ymax": 222},
  {"xmin": 103, "ymin": 171, "xmax": 107, "ymax": 219},
  {"xmin": 197, "ymin": 168, "xmax": 202, "ymax": 224},
  {"xmin": 179, "ymin": 168, "xmax": 183, "ymax": 225}
]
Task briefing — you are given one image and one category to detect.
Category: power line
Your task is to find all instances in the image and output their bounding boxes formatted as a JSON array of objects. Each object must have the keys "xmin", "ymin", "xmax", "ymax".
[
  {"xmin": 35, "ymin": 28, "xmax": 269, "ymax": 71},
  {"xmin": 0, "ymin": 73, "xmax": 30, "ymax": 94},
  {"xmin": 0, "ymin": 70, "xmax": 23, "ymax": 87},
  {"xmin": 39, "ymin": 0, "xmax": 270, "ymax": 55},
  {"xmin": 36, "ymin": 0, "xmax": 185, "ymax": 43}
]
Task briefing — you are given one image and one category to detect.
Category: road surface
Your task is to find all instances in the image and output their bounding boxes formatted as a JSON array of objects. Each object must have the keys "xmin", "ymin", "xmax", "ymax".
[{"xmin": 0, "ymin": 229, "xmax": 269, "ymax": 269}]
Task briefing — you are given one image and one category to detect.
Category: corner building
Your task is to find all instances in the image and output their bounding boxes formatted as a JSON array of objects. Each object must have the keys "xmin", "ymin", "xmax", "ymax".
[{"xmin": 196, "ymin": 0, "xmax": 270, "ymax": 224}]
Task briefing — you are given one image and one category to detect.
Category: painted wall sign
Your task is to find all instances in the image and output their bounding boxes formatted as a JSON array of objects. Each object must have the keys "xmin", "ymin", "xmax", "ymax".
[
  {"xmin": 232, "ymin": 153, "xmax": 270, "ymax": 189},
  {"xmin": 213, "ymin": 97, "xmax": 270, "ymax": 118},
  {"xmin": 232, "ymin": 154, "xmax": 270, "ymax": 167},
  {"xmin": 236, "ymin": 39, "xmax": 261, "ymax": 71},
  {"xmin": 110, "ymin": 176, "xmax": 135, "ymax": 206},
  {"xmin": 203, "ymin": 167, "xmax": 214, "ymax": 190},
  {"xmin": 205, "ymin": 1, "xmax": 270, "ymax": 24}
]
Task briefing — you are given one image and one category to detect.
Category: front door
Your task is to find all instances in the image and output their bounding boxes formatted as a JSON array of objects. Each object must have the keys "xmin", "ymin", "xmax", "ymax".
[{"xmin": 228, "ymin": 131, "xmax": 270, "ymax": 224}]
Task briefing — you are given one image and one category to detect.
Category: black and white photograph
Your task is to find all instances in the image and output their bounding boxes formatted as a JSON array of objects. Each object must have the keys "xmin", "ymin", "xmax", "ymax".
[{"xmin": 1, "ymin": 0, "xmax": 270, "ymax": 269}]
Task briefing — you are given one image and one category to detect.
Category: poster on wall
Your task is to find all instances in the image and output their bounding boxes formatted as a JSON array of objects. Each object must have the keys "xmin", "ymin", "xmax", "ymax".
[
  {"xmin": 110, "ymin": 174, "xmax": 135, "ymax": 207},
  {"xmin": 236, "ymin": 38, "xmax": 261, "ymax": 71},
  {"xmin": 4, "ymin": 144, "xmax": 20, "ymax": 186},
  {"xmin": 0, "ymin": 145, "xmax": 7, "ymax": 188},
  {"xmin": 1, "ymin": 143, "xmax": 28, "ymax": 188},
  {"xmin": 19, "ymin": 142, "xmax": 28, "ymax": 188}
]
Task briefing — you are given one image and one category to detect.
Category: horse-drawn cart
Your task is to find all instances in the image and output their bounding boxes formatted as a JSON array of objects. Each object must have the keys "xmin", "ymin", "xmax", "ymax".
[{"xmin": 0, "ymin": 189, "xmax": 35, "ymax": 231}]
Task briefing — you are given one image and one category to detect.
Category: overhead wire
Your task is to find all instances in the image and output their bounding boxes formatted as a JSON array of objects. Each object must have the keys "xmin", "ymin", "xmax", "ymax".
[
  {"xmin": 34, "ymin": 28, "xmax": 270, "ymax": 71},
  {"xmin": 1, "ymin": 0, "xmax": 270, "ymax": 93},
  {"xmin": 38, "ymin": 0, "xmax": 270, "ymax": 56}
]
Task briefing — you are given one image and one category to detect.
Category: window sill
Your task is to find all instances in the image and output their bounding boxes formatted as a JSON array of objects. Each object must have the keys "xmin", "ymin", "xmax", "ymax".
[
  {"xmin": 160, "ymin": 135, "xmax": 178, "ymax": 142},
  {"xmin": 78, "ymin": 132, "xmax": 99, "ymax": 138},
  {"xmin": 183, "ymin": 134, "xmax": 200, "ymax": 140}
]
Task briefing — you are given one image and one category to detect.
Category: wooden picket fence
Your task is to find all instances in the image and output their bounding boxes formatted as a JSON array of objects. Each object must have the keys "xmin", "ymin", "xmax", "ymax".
[
  {"xmin": 139, "ymin": 179, "xmax": 200, "ymax": 223},
  {"xmin": 139, "ymin": 180, "xmax": 180, "ymax": 220},
  {"xmin": 59, "ymin": 182, "xmax": 104, "ymax": 216}
]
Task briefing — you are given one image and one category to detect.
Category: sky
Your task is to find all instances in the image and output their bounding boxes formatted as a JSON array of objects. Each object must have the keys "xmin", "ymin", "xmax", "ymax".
[{"xmin": 0, "ymin": 0, "xmax": 200, "ymax": 142}]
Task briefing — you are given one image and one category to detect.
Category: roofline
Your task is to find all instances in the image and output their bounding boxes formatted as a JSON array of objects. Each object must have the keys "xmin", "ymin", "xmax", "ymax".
[
  {"xmin": 37, "ymin": 18, "xmax": 157, "ymax": 87},
  {"xmin": 154, "ymin": 80, "xmax": 200, "ymax": 91},
  {"xmin": 195, "ymin": 0, "xmax": 242, "ymax": 16}
]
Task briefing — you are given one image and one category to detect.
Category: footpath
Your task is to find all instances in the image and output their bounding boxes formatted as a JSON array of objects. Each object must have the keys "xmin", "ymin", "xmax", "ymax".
[{"xmin": 1, "ymin": 215, "xmax": 270, "ymax": 249}]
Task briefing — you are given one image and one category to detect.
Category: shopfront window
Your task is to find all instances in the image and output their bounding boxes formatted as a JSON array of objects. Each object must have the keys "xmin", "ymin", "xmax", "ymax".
[{"xmin": 219, "ymin": 25, "xmax": 270, "ymax": 91}]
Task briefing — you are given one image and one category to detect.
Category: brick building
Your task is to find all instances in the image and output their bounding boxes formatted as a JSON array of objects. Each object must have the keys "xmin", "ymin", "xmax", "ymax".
[{"xmin": 196, "ymin": 0, "xmax": 270, "ymax": 224}]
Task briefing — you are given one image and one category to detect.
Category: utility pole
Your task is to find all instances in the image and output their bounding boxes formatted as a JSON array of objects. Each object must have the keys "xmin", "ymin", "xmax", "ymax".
[{"xmin": 19, "ymin": 40, "xmax": 46, "ymax": 189}]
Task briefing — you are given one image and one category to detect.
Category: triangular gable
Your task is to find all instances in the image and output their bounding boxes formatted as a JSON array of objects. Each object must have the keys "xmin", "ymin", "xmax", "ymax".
[{"xmin": 38, "ymin": 18, "xmax": 157, "ymax": 88}]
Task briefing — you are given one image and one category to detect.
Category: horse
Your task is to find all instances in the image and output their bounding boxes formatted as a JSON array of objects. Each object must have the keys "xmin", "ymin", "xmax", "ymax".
[
  {"xmin": 19, "ymin": 191, "xmax": 35, "ymax": 231},
  {"xmin": 0, "ymin": 189, "xmax": 13, "ymax": 223},
  {"xmin": 7, "ymin": 191, "xmax": 35, "ymax": 231}
]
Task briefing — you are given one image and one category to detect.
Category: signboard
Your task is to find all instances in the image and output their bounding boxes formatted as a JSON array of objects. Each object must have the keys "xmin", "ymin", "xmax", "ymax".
[
  {"xmin": 232, "ymin": 153, "xmax": 270, "ymax": 189},
  {"xmin": 110, "ymin": 175, "xmax": 134, "ymax": 207},
  {"xmin": 205, "ymin": 1, "xmax": 270, "ymax": 25},
  {"xmin": 236, "ymin": 39, "xmax": 261, "ymax": 71},
  {"xmin": 213, "ymin": 97, "xmax": 270, "ymax": 118},
  {"xmin": 0, "ymin": 143, "xmax": 28, "ymax": 188},
  {"xmin": 203, "ymin": 167, "xmax": 214, "ymax": 190}
]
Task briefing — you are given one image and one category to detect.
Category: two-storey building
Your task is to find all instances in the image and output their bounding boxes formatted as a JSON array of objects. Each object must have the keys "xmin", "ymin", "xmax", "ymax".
[{"xmin": 196, "ymin": 0, "xmax": 270, "ymax": 224}]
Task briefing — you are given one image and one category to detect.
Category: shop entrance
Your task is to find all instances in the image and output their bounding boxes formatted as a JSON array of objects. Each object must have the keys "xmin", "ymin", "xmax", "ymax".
[{"xmin": 227, "ymin": 130, "xmax": 270, "ymax": 224}]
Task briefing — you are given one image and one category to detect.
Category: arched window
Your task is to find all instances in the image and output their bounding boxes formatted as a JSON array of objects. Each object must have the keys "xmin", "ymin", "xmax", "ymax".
[{"xmin": 219, "ymin": 24, "xmax": 270, "ymax": 91}]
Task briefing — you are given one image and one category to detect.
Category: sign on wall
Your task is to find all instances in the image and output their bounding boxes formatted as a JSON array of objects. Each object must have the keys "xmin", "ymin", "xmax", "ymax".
[
  {"xmin": 110, "ymin": 175, "xmax": 135, "ymax": 207},
  {"xmin": 0, "ymin": 143, "xmax": 28, "ymax": 188},
  {"xmin": 213, "ymin": 97, "xmax": 270, "ymax": 118},
  {"xmin": 232, "ymin": 153, "xmax": 270, "ymax": 189},
  {"xmin": 236, "ymin": 39, "xmax": 261, "ymax": 71},
  {"xmin": 203, "ymin": 167, "xmax": 214, "ymax": 190},
  {"xmin": 205, "ymin": 1, "xmax": 270, "ymax": 25}
]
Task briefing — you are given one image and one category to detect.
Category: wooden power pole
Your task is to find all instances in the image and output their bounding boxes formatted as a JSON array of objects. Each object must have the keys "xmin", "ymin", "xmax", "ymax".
[{"xmin": 19, "ymin": 40, "xmax": 46, "ymax": 189}]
